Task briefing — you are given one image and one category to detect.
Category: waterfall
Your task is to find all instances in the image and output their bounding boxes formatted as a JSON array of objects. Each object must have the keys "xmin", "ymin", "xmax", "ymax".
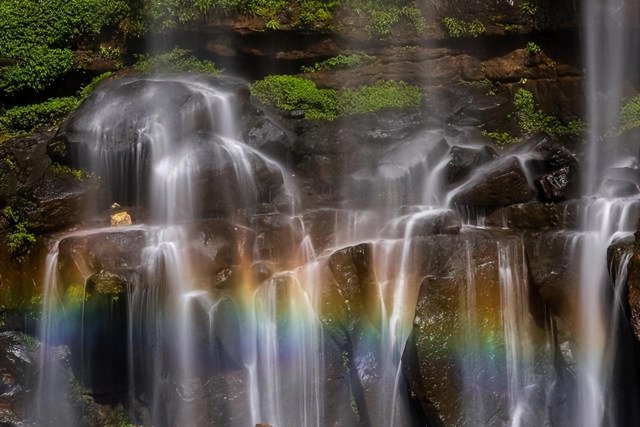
[{"xmin": 579, "ymin": 0, "xmax": 640, "ymax": 425}]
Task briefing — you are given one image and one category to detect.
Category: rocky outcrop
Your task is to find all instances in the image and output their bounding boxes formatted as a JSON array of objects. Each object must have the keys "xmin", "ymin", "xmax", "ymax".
[
  {"xmin": 451, "ymin": 157, "xmax": 536, "ymax": 208},
  {"xmin": 608, "ymin": 236, "xmax": 640, "ymax": 341}
]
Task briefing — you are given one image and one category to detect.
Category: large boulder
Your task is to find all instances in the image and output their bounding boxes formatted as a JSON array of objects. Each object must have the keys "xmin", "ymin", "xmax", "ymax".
[
  {"xmin": 55, "ymin": 76, "xmax": 290, "ymax": 218},
  {"xmin": 402, "ymin": 231, "xmax": 563, "ymax": 426},
  {"xmin": 450, "ymin": 157, "xmax": 536, "ymax": 209},
  {"xmin": 608, "ymin": 236, "xmax": 640, "ymax": 341},
  {"xmin": 486, "ymin": 201, "xmax": 580, "ymax": 230},
  {"xmin": 445, "ymin": 144, "xmax": 499, "ymax": 186},
  {"xmin": 510, "ymin": 133, "xmax": 580, "ymax": 201},
  {"xmin": 0, "ymin": 132, "xmax": 52, "ymax": 203}
]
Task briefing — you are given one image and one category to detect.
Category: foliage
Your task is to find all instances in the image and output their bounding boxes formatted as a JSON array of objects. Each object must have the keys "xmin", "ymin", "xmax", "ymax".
[
  {"xmin": 363, "ymin": 4, "xmax": 425, "ymax": 38},
  {"xmin": 135, "ymin": 48, "xmax": 221, "ymax": 75},
  {"xmin": 251, "ymin": 75, "xmax": 422, "ymax": 120},
  {"xmin": 251, "ymin": 75, "xmax": 340, "ymax": 120},
  {"xmin": 50, "ymin": 164, "xmax": 92, "ymax": 181},
  {"xmin": 0, "ymin": 0, "xmax": 130, "ymax": 94},
  {"xmin": 78, "ymin": 72, "xmax": 114, "ymax": 100},
  {"xmin": 526, "ymin": 41, "xmax": 542, "ymax": 55},
  {"xmin": 481, "ymin": 130, "xmax": 519, "ymax": 147},
  {"xmin": 2, "ymin": 206, "xmax": 36, "ymax": 257},
  {"xmin": 301, "ymin": 53, "xmax": 375, "ymax": 73},
  {"xmin": 512, "ymin": 88, "xmax": 584, "ymax": 137},
  {"xmin": 442, "ymin": 17, "xmax": 485, "ymax": 38},
  {"xmin": 0, "ymin": 98, "xmax": 79, "ymax": 135},
  {"xmin": 619, "ymin": 95, "xmax": 640, "ymax": 132},
  {"xmin": 339, "ymin": 80, "xmax": 422, "ymax": 114}
]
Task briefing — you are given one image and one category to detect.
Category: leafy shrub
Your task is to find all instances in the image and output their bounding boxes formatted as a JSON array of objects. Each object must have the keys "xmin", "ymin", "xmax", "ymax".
[
  {"xmin": 513, "ymin": 88, "xmax": 583, "ymax": 137},
  {"xmin": 365, "ymin": 5, "xmax": 425, "ymax": 37},
  {"xmin": 301, "ymin": 53, "xmax": 375, "ymax": 73},
  {"xmin": 0, "ymin": 0, "xmax": 130, "ymax": 94},
  {"xmin": 0, "ymin": 98, "xmax": 79, "ymax": 135},
  {"xmin": 481, "ymin": 130, "xmax": 519, "ymax": 147},
  {"xmin": 619, "ymin": 95, "xmax": 640, "ymax": 132},
  {"xmin": 78, "ymin": 72, "xmax": 115, "ymax": 100},
  {"xmin": 50, "ymin": 164, "xmax": 92, "ymax": 181},
  {"xmin": 526, "ymin": 41, "xmax": 542, "ymax": 55},
  {"xmin": 339, "ymin": 80, "xmax": 422, "ymax": 114},
  {"xmin": 251, "ymin": 75, "xmax": 340, "ymax": 120},
  {"xmin": 2, "ymin": 206, "xmax": 36, "ymax": 257},
  {"xmin": 135, "ymin": 48, "xmax": 221, "ymax": 74},
  {"xmin": 442, "ymin": 17, "xmax": 485, "ymax": 38},
  {"xmin": 251, "ymin": 75, "xmax": 422, "ymax": 120}
]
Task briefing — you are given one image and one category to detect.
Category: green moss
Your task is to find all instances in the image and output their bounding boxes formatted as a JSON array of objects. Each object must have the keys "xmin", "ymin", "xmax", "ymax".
[
  {"xmin": 78, "ymin": 72, "xmax": 115, "ymax": 100},
  {"xmin": 481, "ymin": 130, "xmax": 519, "ymax": 147},
  {"xmin": 0, "ymin": 0, "xmax": 130, "ymax": 94},
  {"xmin": 49, "ymin": 164, "xmax": 92, "ymax": 181},
  {"xmin": 526, "ymin": 41, "xmax": 542, "ymax": 55},
  {"xmin": 443, "ymin": 17, "xmax": 485, "ymax": 38},
  {"xmin": 0, "ymin": 98, "xmax": 79, "ymax": 135},
  {"xmin": 339, "ymin": 80, "xmax": 422, "ymax": 114},
  {"xmin": 301, "ymin": 53, "xmax": 375, "ymax": 73},
  {"xmin": 619, "ymin": 95, "xmax": 640, "ymax": 132},
  {"xmin": 135, "ymin": 48, "xmax": 221, "ymax": 75},
  {"xmin": 251, "ymin": 75, "xmax": 340, "ymax": 120},
  {"xmin": 2, "ymin": 206, "xmax": 36, "ymax": 257},
  {"xmin": 251, "ymin": 75, "xmax": 422, "ymax": 120},
  {"xmin": 513, "ymin": 88, "xmax": 584, "ymax": 137}
]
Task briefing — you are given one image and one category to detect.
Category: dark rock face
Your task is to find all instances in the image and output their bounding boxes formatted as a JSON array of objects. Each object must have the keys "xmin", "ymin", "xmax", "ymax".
[
  {"xmin": 451, "ymin": 157, "xmax": 536, "ymax": 209},
  {"xmin": 0, "ymin": 133, "xmax": 52, "ymax": 203},
  {"xmin": 524, "ymin": 232, "xmax": 580, "ymax": 335},
  {"xmin": 445, "ymin": 145, "xmax": 499, "ymax": 186},
  {"xmin": 401, "ymin": 231, "xmax": 561, "ymax": 426},
  {"xmin": 608, "ymin": 237, "xmax": 640, "ymax": 341},
  {"xmin": 512, "ymin": 133, "xmax": 580, "ymax": 201},
  {"xmin": 486, "ymin": 201, "xmax": 580, "ymax": 230},
  {"xmin": 56, "ymin": 76, "xmax": 289, "ymax": 218}
]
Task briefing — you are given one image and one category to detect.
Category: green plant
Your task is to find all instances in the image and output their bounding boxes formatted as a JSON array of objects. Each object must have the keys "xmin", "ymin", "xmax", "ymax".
[
  {"xmin": 0, "ymin": 97, "xmax": 79, "ymax": 135},
  {"xmin": 50, "ymin": 164, "xmax": 92, "ymax": 181},
  {"xmin": 339, "ymin": 80, "xmax": 422, "ymax": 114},
  {"xmin": 481, "ymin": 130, "xmax": 519, "ymax": 147},
  {"xmin": 521, "ymin": 1, "xmax": 537, "ymax": 17},
  {"xmin": 512, "ymin": 88, "xmax": 584, "ymax": 137},
  {"xmin": 78, "ymin": 72, "xmax": 114, "ymax": 99},
  {"xmin": 0, "ymin": 0, "xmax": 130, "ymax": 94},
  {"xmin": 2, "ymin": 206, "xmax": 36, "ymax": 257},
  {"xmin": 526, "ymin": 41, "xmax": 542, "ymax": 55},
  {"xmin": 251, "ymin": 75, "xmax": 422, "ymax": 120},
  {"xmin": 251, "ymin": 75, "xmax": 340, "ymax": 120},
  {"xmin": 301, "ymin": 53, "xmax": 375, "ymax": 73},
  {"xmin": 619, "ymin": 95, "xmax": 640, "ymax": 132},
  {"xmin": 135, "ymin": 48, "xmax": 221, "ymax": 74},
  {"xmin": 442, "ymin": 17, "xmax": 485, "ymax": 38}
]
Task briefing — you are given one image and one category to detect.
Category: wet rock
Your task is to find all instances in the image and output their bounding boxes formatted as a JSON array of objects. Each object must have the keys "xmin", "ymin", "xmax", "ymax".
[
  {"xmin": 402, "ymin": 231, "xmax": 559, "ymax": 425},
  {"xmin": 451, "ymin": 157, "xmax": 536, "ymax": 209},
  {"xmin": 608, "ymin": 237, "xmax": 640, "ymax": 340},
  {"xmin": 603, "ymin": 179, "xmax": 640, "ymax": 198},
  {"xmin": 321, "ymin": 243, "xmax": 380, "ymax": 347},
  {"xmin": 23, "ymin": 171, "xmax": 100, "ymax": 232},
  {"xmin": 486, "ymin": 201, "xmax": 580, "ymax": 230},
  {"xmin": 381, "ymin": 209, "xmax": 461, "ymax": 238},
  {"xmin": 56, "ymin": 76, "xmax": 289, "ymax": 217},
  {"xmin": 524, "ymin": 232, "xmax": 580, "ymax": 335},
  {"xmin": 243, "ymin": 114, "xmax": 292, "ymax": 160},
  {"xmin": 0, "ymin": 132, "xmax": 53, "ymax": 203},
  {"xmin": 251, "ymin": 213, "xmax": 303, "ymax": 266},
  {"xmin": 535, "ymin": 167, "xmax": 574, "ymax": 201},
  {"xmin": 511, "ymin": 133, "xmax": 580, "ymax": 201},
  {"xmin": 445, "ymin": 145, "xmax": 499, "ymax": 186}
]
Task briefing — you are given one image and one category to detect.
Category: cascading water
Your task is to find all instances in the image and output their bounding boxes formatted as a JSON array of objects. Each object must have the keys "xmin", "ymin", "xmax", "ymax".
[
  {"xmin": 578, "ymin": 0, "xmax": 640, "ymax": 425},
  {"xmin": 30, "ymin": 3, "xmax": 640, "ymax": 424}
]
